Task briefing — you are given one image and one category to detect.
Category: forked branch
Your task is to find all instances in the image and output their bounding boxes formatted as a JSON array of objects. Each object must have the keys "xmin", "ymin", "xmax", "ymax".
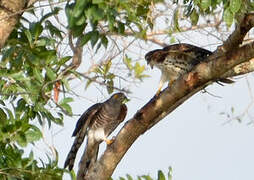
[{"xmin": 82, "ymin": 13, "xmax": 254, "ymax": 180}]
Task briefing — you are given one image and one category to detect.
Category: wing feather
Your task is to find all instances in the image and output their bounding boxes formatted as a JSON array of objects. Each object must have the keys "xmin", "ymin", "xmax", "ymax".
[
  {"xmin": 72, "ymin": 103, "xmax": 102, "ymax": 136},
  {"xmin": 117, "ymin": 104, "xmax": 127, "ymax": 123}
]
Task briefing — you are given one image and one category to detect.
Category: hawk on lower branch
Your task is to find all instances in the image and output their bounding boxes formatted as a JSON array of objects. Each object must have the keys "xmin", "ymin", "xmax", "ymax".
[
  {"xmin": 145, "ymin": 43, "xmax": 233, "ymax": 95},
  {"xmin": 64, "ymin": 93, "xmax": 127, "ymax": 177}
]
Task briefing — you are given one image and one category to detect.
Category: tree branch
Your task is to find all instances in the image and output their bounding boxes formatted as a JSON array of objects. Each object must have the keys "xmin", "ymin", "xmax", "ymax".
[
  {"xmin": 83, "ymin": 13, "xmax": 254, "ymax": 180},
  {"xmin": 222, "ymin": 58, "xmax": 254, "ymax": 78},
  {"xmin": 219, "ymin": 13, "xmax": 254, "ymax": 52},
  {"xmin": 0, "ymin": 0, "xmax": 26, "ymax": 48}
]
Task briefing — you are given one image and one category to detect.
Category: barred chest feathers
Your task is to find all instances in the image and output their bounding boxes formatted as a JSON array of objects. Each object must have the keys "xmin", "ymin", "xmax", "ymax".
[{"xmin": 156, "ymin": 56, "xmax": 193, "ymax": 83}]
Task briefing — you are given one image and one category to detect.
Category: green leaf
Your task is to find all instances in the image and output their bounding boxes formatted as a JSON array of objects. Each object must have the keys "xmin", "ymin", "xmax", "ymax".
[
  {"xmin": 134, "ymin": 62, "xmax": 145, "ymax": 78},
  {"xmin": 86, "ymin": 6, "xmax": 104, "ymax": 21},
  {"xmin": 30, "ymin": 22, "xmax": 43, "ymax": 40},
  {"xmin": 45, "ymin": 67, "xmax": 57, "ymax": 81},
  {"xmin": 9, "ymin": 71, "xmax": 25, "ymax": 81},
  {"xmin": 173, "ymin": 8, "xmax": 180, "ymax": 32},
  {"xmin": 101, "ymin": 35, "xmax": 108, "ymax": 48},
  {"xmin": 80, "ymin": 32, "xmax": 93, "ymax": 46},
  {"xmin": 93, "ymin": 7, "xmax": 105, "ymax": 21},
  {"xmin": 75, "ymin": 15, "xmax": 87, "ymax": 26},
  {"xmin": 123, "ymin": 56, "xmax": 133, "ymax": 70},
  {"xmin": 103, "ymin": 60, "xmax": 112, "ymax": 75},
  {"xmin": 230, "ymin": 0, "xmax": 241, "ymax": 13},
  {"xmin": 141, "ymin": 175, "xmax": 153, "ymax": 180},
  {"xmin": 65, "ymin": 3, "xmax": 75, "ymax": 28},
  {"xmin": 170, "ymin": 36, "xmax": 176, "ymax": 44},
  {"xmin": 93, "ymin": 0, "xmax": 104, "ymax": 3},
  {"xmin": 137, "ymin": 176, "xmax": 142, "ymax": 180},
  {"xmin": 4, "ymin": 107, "xmax": 14, "ymax": 120},
  {"xmin": 73, "ymin": 0, "xmax": 87, "ymax": 18},
  {"xmin": 223, "ymin": 8, "xmax": 234, "ymax": 27},
  {"xmin": 168, "ymin": 167, "xmax": 173, "ymax": 180},
  {"xmin": 190, "ymin": 9, "xmax": 199, "ymax": 25},
  {"xmin": 200, "ymin": 0, "xmax": 211, "ymax": 11},
  {"xmin": 35, "ymin": 38, "xmax": 47, "ymax": 46},
  {"xmin": 158, "ymin": 170, "xmax": 166, "ymax": 180},
  {"xmin": 62, "ymin": 78, "xmax": 71, "ymax": 91},
  {"xmin": 16, "ymin": 99, "xmax": 26, "ymax": 113},
  {"xmin": 25, "ymin": 125, "xmax": 42, "ymax": 143},
  {"xmin": 118, "ymin": 22, "xmax": 125, "ymax": 34},
  {"xmin": 106, "ymin": 73, "xmax": 115, "ymax": 80},
  {"xmin": 85, "ymin": 78, "xmax": 93, "ymax": 90},
  {"xmin": 45, "ymin": 20, "xmax": 63, "ymax": 39},
  {"xmin": 72, "ymin": 25, "xmax": 86, "ymax": 37},
  {"xmin": 90, "ymin": 31, "xmax": 99, "ymax": 48},
  {"xmin": 59, "ymin": 97, "xmax": 73, "ymax": 105},
  {"xmin": 106, "ymin": 80, "xmax": 114, "ymax": 94},
  {"xmin": 0, "ymin": 108, "xmax": 7, "ymax": 123},
  {"xmin": 24, "ymin": 30, "xmax": 33, "ymax": 45},
  {"xmin": 57, "ymin": 56, "xmax": 72, "ymax": 66},
  {"xmin": 126, "ymin": 174, "xmax": 133, "ymax": 180},
  {"xmin": 0, "ymin": 100, "xmax": 5, "ymax": 106},
  {"xmin": 60, "ymin": 103, "xmax": 73, "ymax": 115},
  {"xmin": 33, "ymin": 68, "xmax": 44, "ymax": 83},
  {"xmin": 17, "ymin": 131, "xmax": 27, "ymax": 147}
]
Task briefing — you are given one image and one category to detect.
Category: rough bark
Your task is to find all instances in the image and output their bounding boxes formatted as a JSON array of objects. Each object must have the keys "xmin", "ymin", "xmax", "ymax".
[
  {"xmin": 0, "ymin": 0, "xmax": 27, "ymax": 48},
  {"xmin": 83, "ymin": 13, "xmax": 254, "ymax": 180},
  {"xmin": 0, "ymin": 0, "xmax": 39, "ymax": 49}
]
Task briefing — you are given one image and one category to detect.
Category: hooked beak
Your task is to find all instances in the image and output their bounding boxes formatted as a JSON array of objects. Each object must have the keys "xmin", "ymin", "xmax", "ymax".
[
  {"xmin": 148, "ymin": 62, "xmax": 153, "ymax": 69},
  {"xmin": 147, "ymin": 61, "xmax": 153, "ymax": 69}
]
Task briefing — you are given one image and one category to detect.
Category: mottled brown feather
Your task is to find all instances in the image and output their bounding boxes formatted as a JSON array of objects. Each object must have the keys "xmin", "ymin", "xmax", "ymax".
[{"xmin": 145, "ymin": 43, "xmax": 233, "ymax": 95}]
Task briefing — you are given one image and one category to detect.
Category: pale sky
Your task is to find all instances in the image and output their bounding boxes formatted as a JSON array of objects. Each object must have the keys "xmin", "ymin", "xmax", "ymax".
[
  {"xmin": 23, "ymin": 2, "xmax": 254, "ymax": 180},
  {"xmin": 55, "ymin": 68, "xmax": 254, "ymax": 180}
]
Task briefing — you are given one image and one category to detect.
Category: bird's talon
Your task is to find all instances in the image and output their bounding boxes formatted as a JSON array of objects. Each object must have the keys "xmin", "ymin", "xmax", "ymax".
[
  {"xmin": 155, "ymin": 90, "xmax": 160, "ymax": 96},
  {"xmin": 106, "ymin": 138, "xmax": 114, "ymax": 145}
]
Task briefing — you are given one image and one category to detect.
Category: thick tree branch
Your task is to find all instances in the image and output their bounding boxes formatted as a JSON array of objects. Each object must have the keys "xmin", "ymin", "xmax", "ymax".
[
  {"xmin": 83, "ymin": 13, "xmax": 254, "ymax": 180},
  {"xmin": 85, "ymin": 42, "xmax": 254, "ymax": 180},
  {"xmin": 219, "ymin": 13, "xmax": 254, "ymax": 52},
  {"xmin": 0, "ymin": 0, "xmax": 26, "ymax": 48},
  {"xmin": 222, "ymin": 58, "xmax": 254, "ymax": 78}
]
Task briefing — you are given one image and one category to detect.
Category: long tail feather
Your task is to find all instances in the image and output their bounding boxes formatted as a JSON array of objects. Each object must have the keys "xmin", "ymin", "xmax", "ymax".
[{"xmin": 64, "ymin": 130, "xmax": 87, "ymax": 170}]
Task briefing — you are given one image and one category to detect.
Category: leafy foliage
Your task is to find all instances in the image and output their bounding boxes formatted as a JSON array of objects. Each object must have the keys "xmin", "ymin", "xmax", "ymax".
[
  {"xmin": 0, "ymin": 143, "xmax": 66, "ymax": 180},
  {"xmin": 0, "ymin": 0, "xmax": 253, "ymax": 179},
  {"xmin": 113, "ymin": 168, "xmax": 173, "ymax": 180},
  {"xmin": 174, "ymin": 0, "xmax": 245, "ymax": 28},
  {"xmin": 65, "ymin": 0, "xmax": 164, "ymax": 47},
  {"xmin": 0, "ymin": 6, "xmax": 72, "ymax": 179}
]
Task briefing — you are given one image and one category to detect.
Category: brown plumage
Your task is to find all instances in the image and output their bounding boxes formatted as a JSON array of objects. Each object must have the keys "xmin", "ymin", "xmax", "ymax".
[
  {"xmin": 145, "ymin": 43, "xmax": 233, "ymax": 95},
  {"xmin": 64, "ymin": 93, "xmax": 128, "ymax": 178}
]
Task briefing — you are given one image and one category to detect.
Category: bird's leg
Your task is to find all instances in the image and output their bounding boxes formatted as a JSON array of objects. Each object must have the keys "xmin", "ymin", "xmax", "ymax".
[
  {"xmin": 168, "ymin": 80, "xmax": 175, "ymax": 87},
  {"xmin": 156, "ymin": 80, "xmax": 164, "ymax": 96}
]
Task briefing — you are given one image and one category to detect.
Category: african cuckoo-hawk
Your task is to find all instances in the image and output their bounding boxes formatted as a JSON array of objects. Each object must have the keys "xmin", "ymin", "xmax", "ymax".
[
  {"xmin": 145, "ymin": 43, "xmax": 233, "ymax": 95},
  {"xmin": 64, "ymin": 93, "xmax": 127, "ymax": 178}
]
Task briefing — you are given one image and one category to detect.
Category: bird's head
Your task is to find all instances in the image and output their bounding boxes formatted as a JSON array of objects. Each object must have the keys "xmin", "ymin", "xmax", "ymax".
[
  {"xmin": 145, "ymin": 49, "xmax": 166, "ymax": 69},
  {"xmin": 145, "ymin": 50, "xmax": 155, "ymax": 69},
  {"xmin": 111, "ymin": 92, "xmax": 129, "ymax": 104}
]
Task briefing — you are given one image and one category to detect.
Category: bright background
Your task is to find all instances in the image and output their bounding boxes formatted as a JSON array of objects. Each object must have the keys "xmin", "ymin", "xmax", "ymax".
[
  {"xmin": 56, "ymin": 64, "xmax": 254, "ymax": 180},
  {"xmin": 25, "ymin": 2, "xmax": 254, "ymax": 180}
]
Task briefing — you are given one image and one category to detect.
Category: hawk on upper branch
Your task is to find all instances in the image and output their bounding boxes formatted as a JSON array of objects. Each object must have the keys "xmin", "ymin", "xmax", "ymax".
[
  {"xmin": 64, "ymin": 93, "xmax": 127, "ymax": 177},
  {"xmin": 145, "ymin": 43, "xmax": 233, "ymax": 95}
]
